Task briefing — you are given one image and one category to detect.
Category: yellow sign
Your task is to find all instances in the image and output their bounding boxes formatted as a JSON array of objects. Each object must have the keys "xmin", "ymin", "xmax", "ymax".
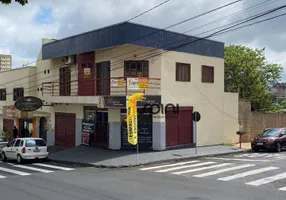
[
  {"xmin": 127, "ymin": 78, "xmax": 149, "ymax": 89},
  {"xmin": 138, "ymin": 77, "xmax": 148, "ymax": 89},
  {"xmin": 84, "ymin": 68, "xmax": 91, "ymax": 78},
  {"xmin": 126, "ymin": 93, "xmax": 145, "ymax": 145},
  {"xmin": 111, "ymin": 78, "xmax": 124, "ymax": 87}
]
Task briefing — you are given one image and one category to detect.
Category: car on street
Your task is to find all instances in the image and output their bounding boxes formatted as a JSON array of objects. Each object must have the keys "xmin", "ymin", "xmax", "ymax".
[
  {"xmin": 251, "ymin": 128, "xmax": 286, "ymax": 152},
  {"xmin": 1, "ymin": 138, "xmax": 49, "ymax": 164},
  {"xmin": 0, "ymin": 136, "xmax": 8, "ymax": 153}
]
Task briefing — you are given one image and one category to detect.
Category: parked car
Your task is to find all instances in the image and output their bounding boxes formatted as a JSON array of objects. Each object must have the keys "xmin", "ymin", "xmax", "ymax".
[
  {"xmin": 1, "ymin": 138, "xmax": 49, "ymax": 164},
  {"xmin": 0, "ymin": 137, "xmax": 8, "ymax": 153},
  {"xmin": 251, "ymin": 128, "xmax": 286, "ymax": 152}
]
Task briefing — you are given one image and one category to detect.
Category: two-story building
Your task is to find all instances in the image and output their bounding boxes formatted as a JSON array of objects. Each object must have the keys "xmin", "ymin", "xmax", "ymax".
[
  {"xmin": 30, "ymin": 22, "xmax": 238, "ymax": 150},
  {"xmin": 0, "ymin": 66, "xmax": 42, "ymax": 140}
]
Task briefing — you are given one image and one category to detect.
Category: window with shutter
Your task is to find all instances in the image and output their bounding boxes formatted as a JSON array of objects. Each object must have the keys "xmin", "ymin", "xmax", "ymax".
[
  {"xmin": 202, "ymin": 65, "xmax": 214, "ymax": 83},
  {"xmin": 124, "ymin": 61, "xmax": 149, "ymax": 77},
  {"xmin": 13, "ymin": 88, "xmax": 24, "ymax": 101},
  {"xmin": 176, "ymin": 63, "xmax": 191, "ymax": 82}
]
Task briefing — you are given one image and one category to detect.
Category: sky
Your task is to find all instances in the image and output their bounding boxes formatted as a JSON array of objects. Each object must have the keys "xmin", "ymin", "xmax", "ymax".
[{"xmin": 0, "ymin": 0, "xmax": 286, "ymax": 80}]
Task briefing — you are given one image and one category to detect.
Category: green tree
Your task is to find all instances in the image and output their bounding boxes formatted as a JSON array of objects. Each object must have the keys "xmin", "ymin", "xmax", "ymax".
[
  {"xmin": 0, "ymin": 0, "xmax": 28, "ymax": 6},
  {"xmin": 224, "ymin": 45, "xmax": 283, "ymax": 111}
]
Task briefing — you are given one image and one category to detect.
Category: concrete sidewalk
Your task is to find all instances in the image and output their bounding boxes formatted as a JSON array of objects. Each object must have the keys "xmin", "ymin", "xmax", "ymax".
[{"xmin": 48, "ymin": 145, "xmax": 248, "ymax": 168}]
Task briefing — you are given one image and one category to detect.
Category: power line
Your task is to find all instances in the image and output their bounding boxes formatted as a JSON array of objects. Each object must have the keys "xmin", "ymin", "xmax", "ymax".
[
  {"xmin": 2, "ymin": 1, "xmax": 281, "ymax": 93},
  {"xmin": 0, "ymin": 0, "xmax": 242, "ymax": 88},
  {"xmin": 127, "ymin": 0, "xmax": 173, "ymax": 22}
]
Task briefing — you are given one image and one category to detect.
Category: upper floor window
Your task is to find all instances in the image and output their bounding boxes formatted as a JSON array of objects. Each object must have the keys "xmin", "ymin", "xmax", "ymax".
[
  {"xmin": 13, "ymin": 88, "xmax": 24, "ymax": 101},
  {"xmin": 202, "ymin": 65, "xmax": 214, "ymax": 83},
  {"xmin": 176, "ymin": 62, "xmax": 191, "ymax": 82},
  {"xmin": 124, "ymin": 61, "xmax": 149, "ymax": 77},
  {"xmin": 0, "ymin": 89, "xmax": 6, "ymax": 101}
]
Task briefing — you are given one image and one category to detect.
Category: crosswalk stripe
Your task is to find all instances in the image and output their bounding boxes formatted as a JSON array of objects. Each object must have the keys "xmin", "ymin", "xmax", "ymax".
[
  {"xmin": 32, "ymin": 163, "xmax": 75, "ymax": 171},
  {"xmin": 208, "ymin": 158, "xmax": 270, "ymax": 162},
  {"xmin": 0, "ymin": 166, "xmax": 31, "ymax": 176},
  {"xmin": 0, "ymin": 175, "xmax": 6, "ymax": 179},
  {"xmin": 9, "ymin": 164, "xmax": 54, "ymax": 173},
  {"xmin": 139, "ymin": 161, "xmax": 199, "ymax": 171},
  {"xmin": 155, "ymin": 162, "xmax": 216, "ymax": 173},
  {"xmin": 172, "ymin": 163, "xmax": 233, "ymax": 175},
  {"xmin": 278, "ymin": 187, "xmax": 286, "ymax": 191},
  {"xmin": 246, "ymin": 172, "xmax": 286, "ymax": 186},
  {"xmin": 218, "ymin": 166, "xmax": 279, "ymax": 181},
  {"xmin": 193, "ymin": 164, "xmax": 255, "ymax": 178}
]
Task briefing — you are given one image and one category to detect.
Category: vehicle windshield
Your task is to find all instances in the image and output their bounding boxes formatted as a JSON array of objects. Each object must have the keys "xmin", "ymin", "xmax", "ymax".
[{"xmin": 259, "ymin": 129, "xmax": 281, "ymax": 137}]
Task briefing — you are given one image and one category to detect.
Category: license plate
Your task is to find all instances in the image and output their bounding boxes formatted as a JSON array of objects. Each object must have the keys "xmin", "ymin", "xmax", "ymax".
[
  {"xmin": 34, "ymin": 149, "xmax": 40, "ymax": 152},
  {"xmin": 257, "ymin": 143, "xmax": 263, "ymax": 145}
]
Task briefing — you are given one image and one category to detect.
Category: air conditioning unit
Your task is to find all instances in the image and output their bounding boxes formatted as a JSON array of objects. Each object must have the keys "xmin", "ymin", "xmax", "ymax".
[{"xmin": 63, "ymin": 55, "xmax": 76, "ymax": 65}]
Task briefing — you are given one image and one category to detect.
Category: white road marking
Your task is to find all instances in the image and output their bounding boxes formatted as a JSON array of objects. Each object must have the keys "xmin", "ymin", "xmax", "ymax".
[
  {"xmin": 234, "ymin": 154, "xmax": 251, "ymax": 157},
  {"xmin": 9, "ymin": 164, "xmax": 54, "ymax": 173},
  {"xmin": 0, "ymin": 166, "xmax": 31, "ymax": 176},
  {"xmin": 246, "ymin": 172, "xmax": 286, "ymax": 186},
  {"xmin": 0, "ymin": 175, "xmax": 6, "ymax": 178},
  {"xmin": 218, "ymin": 166, "xmax": 279, "ymax": 181},
  {"xmin": 208, "ymin": 158, "xmax": 271, "ymax": 162},
  {"xmin": 172, "ymin": 163, "xmax": 233, "ymax": 175},
  {"xmin": 278, "ymin": 186, "xmax": 286, "ymax": 191},
  {"xmin": 193, "ymin": 164, "xmax": 255, "ymax": 178},
  {"xmin": 139, "ymin": 161, "xmax": 199, "ymax": 171},
  {"xmin": 32, "ymin": 163, "xmax": 74, "ymax": 171},
  {"xmin": 155, "ymin": 162, "xmax": 216, "ymax": 173}
]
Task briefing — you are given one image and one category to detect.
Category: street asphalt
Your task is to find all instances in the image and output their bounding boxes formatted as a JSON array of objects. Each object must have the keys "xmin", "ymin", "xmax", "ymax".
[{"xmin": 1, "ymin": 151, "xmax": 286, "ymax": 200}]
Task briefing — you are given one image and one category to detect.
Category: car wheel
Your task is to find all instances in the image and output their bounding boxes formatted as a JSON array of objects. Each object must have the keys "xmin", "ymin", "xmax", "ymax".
[
  {"xmin": 17, "ymin": 155, "xmax": 23, "ymax": 164},
  {"xmin": 276, "ymin": 142, "xmax": 282, "ymax": 152},
  {"xmin": 1, "ymin": 152, "xmax": 7, "ymax": 161}
]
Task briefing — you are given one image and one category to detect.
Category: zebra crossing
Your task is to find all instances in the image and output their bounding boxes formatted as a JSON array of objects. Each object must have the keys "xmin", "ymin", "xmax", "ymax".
[
  {"xmin": 234, "ymin": 153, "xmax": 286, "ymax": 159},
  {"xmin": 0, "ymin": 161, "xmax": 75, "ymax": 179},
  {"xmin": 139, "ymin": 159, "xmax": 286, "ymax": 192}
]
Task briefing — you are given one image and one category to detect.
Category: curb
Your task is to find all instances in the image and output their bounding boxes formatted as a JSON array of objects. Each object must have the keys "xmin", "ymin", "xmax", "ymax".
[{"xmin": 48, "ymin": 149, "xmax": 251, "ymax": 169}]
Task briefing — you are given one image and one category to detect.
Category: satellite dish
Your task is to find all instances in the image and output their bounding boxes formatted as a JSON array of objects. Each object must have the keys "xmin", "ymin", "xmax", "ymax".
[{"xmin": 21, "ymin": 60, "xmax": 28, "ymax": 67}]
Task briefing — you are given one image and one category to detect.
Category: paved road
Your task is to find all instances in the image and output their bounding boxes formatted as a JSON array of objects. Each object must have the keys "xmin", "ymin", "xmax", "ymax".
[{"xmin": 1, "ymin": 152, "xmax": 286, "ymax": 199}]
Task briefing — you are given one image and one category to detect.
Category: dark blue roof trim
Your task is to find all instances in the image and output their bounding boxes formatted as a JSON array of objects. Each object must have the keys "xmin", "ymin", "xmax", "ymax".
[{"xmin": 42, "ymin": 22, "xmax": 224, "ymax": 60}]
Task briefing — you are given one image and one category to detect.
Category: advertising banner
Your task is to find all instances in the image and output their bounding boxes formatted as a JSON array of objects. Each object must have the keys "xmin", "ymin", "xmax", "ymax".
[
  {"xmin": 127, "ymin": 78, "xmax": 149, "ymax": 89},
  {"xmin": 111, "ymin": 78, "xmax": 124, "ymax": 87}
]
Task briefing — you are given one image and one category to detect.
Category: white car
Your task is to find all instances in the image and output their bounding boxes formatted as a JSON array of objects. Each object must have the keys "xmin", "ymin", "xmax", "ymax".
[{"xmin": 1, "ymin": 138, "xmax": 49, "ymax": 164}]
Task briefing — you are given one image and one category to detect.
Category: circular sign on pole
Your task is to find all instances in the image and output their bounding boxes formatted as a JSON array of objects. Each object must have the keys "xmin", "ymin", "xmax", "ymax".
[
  {"xmin": 14, "ymin": 96, "xmax": 43, "ymax": 112},
  {"xmin": 193, "ymin": 111, "xmax": 201, "ymax": 122}
]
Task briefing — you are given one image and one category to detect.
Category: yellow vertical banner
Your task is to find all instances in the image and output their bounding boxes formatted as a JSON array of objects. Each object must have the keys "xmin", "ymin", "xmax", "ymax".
[{"xmin": 126, "ymin": 93, "xmax": 145, "ymax": 145}]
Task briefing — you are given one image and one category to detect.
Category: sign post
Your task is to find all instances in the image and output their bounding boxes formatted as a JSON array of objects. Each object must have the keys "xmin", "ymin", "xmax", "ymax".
[{"xmin": 192, "ymin": 111, "xmax": 201, "ymax": 154}]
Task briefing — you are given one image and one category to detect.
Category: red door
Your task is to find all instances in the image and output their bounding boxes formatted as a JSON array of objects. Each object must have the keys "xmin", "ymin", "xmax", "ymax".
[
  {"xmin": 96, "ymin": 62, "xmax": 110, "ymax": 95},
  {"xmin": 166, "ymin": 106, "xmax": 193, "ymax": 147},
  {"xmin": 55, "ymin": 113, "xmax": 76, "ymax": 148},
  {"xmin": 77, "ymin": 52, "xmax": 95, "ymax": 96},
  {"xmin": 59, "ymin": 67, "xmax": 71, "ymax": 96}
]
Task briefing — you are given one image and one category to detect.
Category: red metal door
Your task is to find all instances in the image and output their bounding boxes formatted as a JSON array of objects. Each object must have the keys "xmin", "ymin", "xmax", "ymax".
[
  {"xmin": 55, "ymin": 113, "xmax": 76, "ymax": 148},
  {"xmin": 178, "ymin": 107, "xmax": 193, "ymax": 145},
  {"xmin": 165, "ymin": 106, "xmax": 193, "ymax": 147},
  {"xmin": 166, "ymin": 109, "xmax": 179, "ymax": 147},
  {"xmin": 3, "ymin": 118, "xmax": 14, "ymax": 141},
  {"xmin": 77, "ymin": 52, "xmax": 95, "ymax": 96}
]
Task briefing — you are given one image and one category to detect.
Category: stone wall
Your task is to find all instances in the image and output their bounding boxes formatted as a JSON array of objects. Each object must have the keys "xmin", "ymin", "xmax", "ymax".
[{"xmin": 239, "ymin": 99, "xmax": 286, "ymax": 142}]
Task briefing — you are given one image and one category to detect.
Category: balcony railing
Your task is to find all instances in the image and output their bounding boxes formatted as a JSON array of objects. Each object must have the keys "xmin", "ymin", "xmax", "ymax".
[{"xmin": 42, "ymin": 77, "xmax": 161, "ymax": 96}]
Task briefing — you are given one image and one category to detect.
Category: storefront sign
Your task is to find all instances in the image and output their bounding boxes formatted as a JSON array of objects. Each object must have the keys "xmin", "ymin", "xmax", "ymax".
[
  {"xmin": 137, "ymin": 95, "xmax": 161, "ymax": 107},
  {"xmin": 84, "ymin": 68, "xmax": 91, "ymax": 78},
  {"xmin": 103, "ymin": 96, "xmax": 126, "ymax": 108},
  {"xmin": 82, "ymin": 132, "xmax": 90, "ymax": 145},
  {"xmin": 110, "ymin": 78, "xmax": 124, "ymax": 87},
  {"xmin": 121, "ymin": 114, "xmax": 153, "ymax": 150},
  {"xmin": 127, "ymin": 78, "xmax": 149, "ymax": 89},
  {"xmin": 82, "ymin": 122, "xmax": 95, "ymax": 133},
  {"xmin": 3, "ymin": 106, "xmax": 21, "ymax": 119},
  {"xmin": 14, "ymin": 96, "xmax": 43, "ymax": 112}
]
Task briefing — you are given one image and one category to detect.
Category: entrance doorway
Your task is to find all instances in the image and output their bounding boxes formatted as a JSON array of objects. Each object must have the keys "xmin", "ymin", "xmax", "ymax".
[
  {"xmin": 39, "ymin": 117, "xmax": 47, "ymax": 142},
  {"xmin": 59, "ymin": 67, "xmax": 71, "ymax": 96},
  {"xmin": 95, "ymin": 110, "xmax": 108, "ymax": 147},
  {"xmin": 19, "ymin": 119, "xmax": 33, "ymax": 138},
  {"xmin": 96, "ymin": 62, "xmax": 110, "ymax": 95}
]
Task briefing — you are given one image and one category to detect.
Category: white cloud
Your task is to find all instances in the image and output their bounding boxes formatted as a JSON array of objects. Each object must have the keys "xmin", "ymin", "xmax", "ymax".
[{"xmin": 0, "ymin": 0, "xmax": 285, "ymax": 81}]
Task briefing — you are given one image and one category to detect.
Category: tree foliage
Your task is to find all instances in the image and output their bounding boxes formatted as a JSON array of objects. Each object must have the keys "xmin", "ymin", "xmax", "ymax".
[
  {"xmin": 224, "ymin": 45, "xmax": 283, "ymax": 111},
  {"xmin": 0, "ymin": 0, "xmax": 28, "ymax": 6}
]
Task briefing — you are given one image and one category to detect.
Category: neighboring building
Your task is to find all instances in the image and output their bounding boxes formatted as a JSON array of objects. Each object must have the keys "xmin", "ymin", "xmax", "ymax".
[
  {"xmin": 1, "ymin": 22, "xmax": 239, "ymax": 150},
  {"xmin": 0, "ymin": 54, "xmax": 12, "ymax": 71},
  {"xmin": 274, "ymin": 83, "xmax": 286, "ymax": 98},
  {"xmin": 0, "ymin": 66, "xmax": 37, "ymax": 140}
]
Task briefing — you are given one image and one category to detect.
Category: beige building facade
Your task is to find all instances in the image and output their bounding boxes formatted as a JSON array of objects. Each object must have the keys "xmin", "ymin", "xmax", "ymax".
[{"xmin": 0, "ymin": 54, "xmax": 12, "ymax": 71}]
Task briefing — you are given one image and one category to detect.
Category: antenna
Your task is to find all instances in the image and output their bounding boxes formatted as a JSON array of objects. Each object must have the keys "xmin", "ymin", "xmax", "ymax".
[{"xmin": 21, "ymin": 60, "xmax": 28, "ymax": 67}]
